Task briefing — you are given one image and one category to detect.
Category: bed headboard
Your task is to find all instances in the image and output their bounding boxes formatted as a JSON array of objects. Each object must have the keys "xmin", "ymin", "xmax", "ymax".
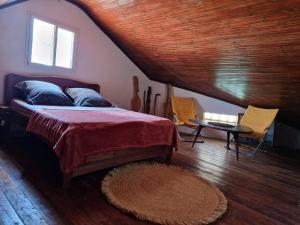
[{"xmin": 4, "ymin": 73, "xmax": 100, "ymax": 105}]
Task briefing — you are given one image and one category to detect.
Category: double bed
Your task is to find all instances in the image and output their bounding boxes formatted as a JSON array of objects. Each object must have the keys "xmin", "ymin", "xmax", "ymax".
[{"xmin": 5, "ymin": 74, "xmax": 178, "ymax": 187}]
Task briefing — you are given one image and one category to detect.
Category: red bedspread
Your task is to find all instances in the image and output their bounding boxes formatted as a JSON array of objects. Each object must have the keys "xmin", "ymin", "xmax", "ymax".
[{"xmin": 26, "ymin": 108, "xmax": 178, "ymax": 173}]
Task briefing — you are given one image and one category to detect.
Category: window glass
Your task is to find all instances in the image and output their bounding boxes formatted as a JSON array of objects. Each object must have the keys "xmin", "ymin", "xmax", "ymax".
[
  {"xmin": 29, "ymin": 17, "xmax": 75, "ymax": 69},
  {"xmin": 55, "ymin": 27, "xmax": 75, "ymax": 69},
  {"xmin": 31, "ymin": 18, "xmax": 55, "ymax": 66}
]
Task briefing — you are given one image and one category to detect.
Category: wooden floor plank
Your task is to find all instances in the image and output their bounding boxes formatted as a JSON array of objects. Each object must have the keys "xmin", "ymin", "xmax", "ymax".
[
  {"xmin": 0, "ymin": 191, "xmax": 25, "ymax": 225},
  {"xmin": 174, "ymin": 157, "xmax": 299, "ymax": 225},
  {"xmin": 0, "ymin": 151, "xmax": 71, "ymax": 225},
  {"xmin": 175, "ymin": 152, "xmax": 299, "ymax": 206},
  {"xmin": 0, "ymin": 164, "xmax": 50, "ymax": 225},
  {"xmin": 0, "ymin": 136, "xmax": 299, "ymax": 225}
]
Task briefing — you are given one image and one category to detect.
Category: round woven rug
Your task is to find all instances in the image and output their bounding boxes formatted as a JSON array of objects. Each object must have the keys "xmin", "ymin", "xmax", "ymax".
[{"xmin": 101, "ymin": 163, "xmax": 227, "ymax": 225}]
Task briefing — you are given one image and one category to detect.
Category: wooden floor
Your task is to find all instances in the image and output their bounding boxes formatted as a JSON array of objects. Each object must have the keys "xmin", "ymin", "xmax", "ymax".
[{"xmin": 0, "ymin": 136, "xmax": 299, "ymax": 225}]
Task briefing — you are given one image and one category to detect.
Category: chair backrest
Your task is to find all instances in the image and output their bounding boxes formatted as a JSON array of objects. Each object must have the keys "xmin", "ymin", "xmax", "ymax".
[
  {"xmin": 240, "ymin": 105, "xmax": 279, "ymax": 138},
  {"xmin": 171, "ymin": 96, "xmax": 197, "ymax": 124}
]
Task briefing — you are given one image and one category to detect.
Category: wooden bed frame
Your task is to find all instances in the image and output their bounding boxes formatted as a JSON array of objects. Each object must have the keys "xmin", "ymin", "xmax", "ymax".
[{"xmin": 4, "ymin": 74, "xmax": 174, "ymax": 188}]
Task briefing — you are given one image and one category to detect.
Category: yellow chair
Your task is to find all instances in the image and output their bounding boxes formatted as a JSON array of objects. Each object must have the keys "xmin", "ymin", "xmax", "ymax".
[
  {"xmin": 171, "ymin": 96, "xmax": 203, "ymax": 143},
  {"xmin": 237, "ymin": 105, "xmax": 279, "ymax": 156}
]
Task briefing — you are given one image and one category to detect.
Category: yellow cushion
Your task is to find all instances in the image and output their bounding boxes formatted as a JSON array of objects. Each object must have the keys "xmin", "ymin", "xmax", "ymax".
[
  {"xmin": 171, "ymin": 96, "xmax": 196, "ymax": 124},
  {"xmin": 240, "ymin": 105, "xmax": 278, "ymax": 140}
]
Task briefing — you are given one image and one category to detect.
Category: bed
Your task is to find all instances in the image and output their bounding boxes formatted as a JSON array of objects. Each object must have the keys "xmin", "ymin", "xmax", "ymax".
[{"xmin": 5, "ymin": 74, "xmax": 178, "ymax": 187}]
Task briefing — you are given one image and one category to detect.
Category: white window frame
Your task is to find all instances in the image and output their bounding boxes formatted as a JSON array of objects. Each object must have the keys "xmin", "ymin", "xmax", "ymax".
[{"xmin": 27, "ymin": 14, "xmax": 78, "ymax": 72}]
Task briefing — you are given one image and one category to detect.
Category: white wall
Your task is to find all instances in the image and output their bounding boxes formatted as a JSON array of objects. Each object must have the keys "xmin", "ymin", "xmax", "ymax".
[{"xmin": 0, "ymin": 0, "xmax": 149, "ymax": 108}]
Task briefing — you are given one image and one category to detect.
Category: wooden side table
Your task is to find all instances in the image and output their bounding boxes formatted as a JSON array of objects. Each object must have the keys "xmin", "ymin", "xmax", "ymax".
[{"xmin": 191, "ymin": 119, "xmax": 253, "ymax": 160}]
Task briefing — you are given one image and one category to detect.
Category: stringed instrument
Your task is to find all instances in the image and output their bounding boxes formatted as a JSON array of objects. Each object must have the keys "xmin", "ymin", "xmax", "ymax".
[{"xmin": 131, "ymin": 76, "xmax": 141, "ymax": 112}]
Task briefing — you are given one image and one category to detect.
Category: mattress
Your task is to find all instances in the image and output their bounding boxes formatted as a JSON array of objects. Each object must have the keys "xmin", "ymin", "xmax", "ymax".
[{"xmin": 10, "ymin": 98, "xmax": 117, "ymax": 118}]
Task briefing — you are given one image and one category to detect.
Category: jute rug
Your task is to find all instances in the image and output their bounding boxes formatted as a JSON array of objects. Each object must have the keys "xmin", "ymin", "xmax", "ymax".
[{"xmin": 101, "ymin": 163, "xmax": 227, "ymax": 225}]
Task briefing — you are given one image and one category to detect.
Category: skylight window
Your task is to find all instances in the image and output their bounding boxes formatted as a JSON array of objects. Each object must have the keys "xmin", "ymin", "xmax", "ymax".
[{"xmin": 29, "ymin": 17, "xmax": 75, "ymax": 69}]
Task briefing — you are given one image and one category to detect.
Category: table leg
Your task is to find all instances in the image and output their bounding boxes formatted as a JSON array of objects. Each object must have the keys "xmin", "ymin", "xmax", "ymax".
[
  {"xmin": 225, "ymin": 131, "xmax": 230, "ymax": 149},
  {"xmin": 192, "ymin": 126, "xmax": 202, "ymax": 147},
  {"xmin": 234, "ymin": 133, "xmax": 240, "ymax": 161}
]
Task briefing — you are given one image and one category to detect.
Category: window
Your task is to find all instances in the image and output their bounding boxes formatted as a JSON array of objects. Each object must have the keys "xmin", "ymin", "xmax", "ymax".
[
  {"xmin": 203, "ymin": 112, "xmax": 238, "ymax": 125},
  {"xmin": 29, "ymin": 17, "xmax": 75, "ymax": 69}
]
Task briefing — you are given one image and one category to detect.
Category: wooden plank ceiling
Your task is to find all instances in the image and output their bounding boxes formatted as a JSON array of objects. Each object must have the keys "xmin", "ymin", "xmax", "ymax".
[{"xmin": 69, "ymin": 0, "xmax": 300, "ymax": 126}]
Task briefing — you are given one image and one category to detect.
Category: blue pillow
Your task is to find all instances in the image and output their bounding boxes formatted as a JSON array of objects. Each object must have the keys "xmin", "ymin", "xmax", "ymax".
[
  {"xmin": 65, "ymin": 88, "xmax": 112, "ymax": 107},
  {"xmin": 15, "ymin": 80, "xmax": 74, "ymax": 106}
]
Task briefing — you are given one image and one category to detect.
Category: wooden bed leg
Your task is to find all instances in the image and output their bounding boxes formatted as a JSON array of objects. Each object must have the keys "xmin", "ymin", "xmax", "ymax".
[
  {"xmin": 62, "ymin": 173, "xmax": 72, "ymax": 189},
  {"xmin": 166, "ymin": 147, "xmax": 173, "ymax": 165}
]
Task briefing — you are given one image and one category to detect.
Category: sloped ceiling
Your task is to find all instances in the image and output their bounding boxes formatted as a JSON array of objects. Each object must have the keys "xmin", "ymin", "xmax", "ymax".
[{"xmin": 68, "ymin": 0, "xmax": 300, "ymax": 126}]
